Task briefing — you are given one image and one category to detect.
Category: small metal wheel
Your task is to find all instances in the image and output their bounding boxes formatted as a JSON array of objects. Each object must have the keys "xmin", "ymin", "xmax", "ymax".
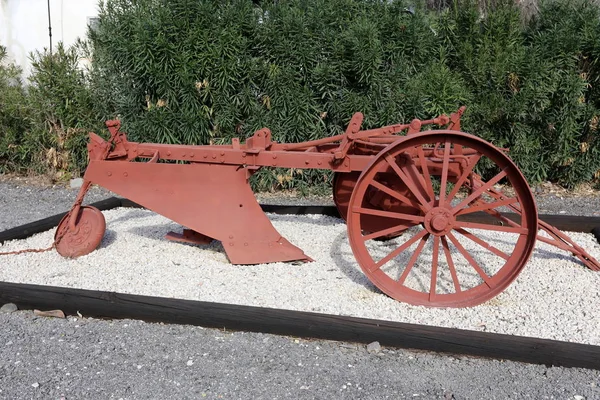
[
  {"xmin": 347, "ymin": 131, "xmax": 537, "ymax": 307},
  {"xmin": 55, "ymin": 206, "xmax": 106, "ymax": 258}
]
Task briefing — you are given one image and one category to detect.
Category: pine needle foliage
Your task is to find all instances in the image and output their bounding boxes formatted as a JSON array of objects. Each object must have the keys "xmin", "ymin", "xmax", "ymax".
[
  {"xmin": 0, "ymin": 46, "xmax": 30, "ymax": 173},
  {"xmin": 88, "ymin": 0, "xmax": 472, "ymax": 191},
  {"xmin": 439, "ymin": 0, "xmax": 600, "ymax": 186},
  {"xmin": 3, "ymin": 0, "xmax": 600, "ymax": 191}
]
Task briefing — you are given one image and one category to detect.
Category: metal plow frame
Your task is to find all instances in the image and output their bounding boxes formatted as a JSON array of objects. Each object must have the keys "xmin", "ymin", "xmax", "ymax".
[{"xmin": 53, "ymin": 109, "xmax": 600, "ymax": 307}]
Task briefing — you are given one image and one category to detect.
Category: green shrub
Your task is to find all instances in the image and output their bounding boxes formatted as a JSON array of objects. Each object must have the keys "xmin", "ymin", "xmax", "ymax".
[
  {"xmin": 27, "ymin": 42, "xmax": 102, "ymax": 177},
  {"xmin": 88, "ymin": 0, "xmax": 468, "ymax": 191},
  {"xmin": 0, "ymin": 46, "xmax": 31, "ymax": 173},
  {"xmin": 440, "ymin": 0, "xmax": 600, "ymax": 186},
  {"xmin": 5, "ymin": 0, "xmax": 600, "ymax": 191}
]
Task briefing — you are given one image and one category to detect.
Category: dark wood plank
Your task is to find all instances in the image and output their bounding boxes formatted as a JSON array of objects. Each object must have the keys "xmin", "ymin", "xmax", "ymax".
[
  {"xmin": 457, "ymin": 212, "xmax": 600, "ymax": 233},
  {"xmin": 0, "ymin": 281, "xmax": 598, "ymax": 370},
  {"xmin": 0, "ymin": 197, "xmax": 123, "ymax": 244}
]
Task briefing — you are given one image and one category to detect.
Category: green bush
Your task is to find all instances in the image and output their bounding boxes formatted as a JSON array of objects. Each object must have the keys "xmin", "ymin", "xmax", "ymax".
[
  {"xmin": 88, "ymin": 0, "xmax": 471, "ymax": 191},
  {"xmin": 0, "ymin": 42, "xmax": 103, "ymax": 177},
  {"xmin": 27, "ymin": 42, "xmax": 102, "ymax": 177},
  {"xmin": 439, "ymin": 0, "xmax": 600, "ymax": 186},
  {"xmin": 0, "ymin": 46, "xmax": 31, "ymax": 173},
  {"xmin": 4, "ymin": 0, "xmax": 600, "ymax": 191}
]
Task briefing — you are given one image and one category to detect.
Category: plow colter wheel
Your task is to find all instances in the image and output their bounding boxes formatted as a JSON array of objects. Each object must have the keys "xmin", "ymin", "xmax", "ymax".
[
  {"xmin": 55, "ymin": 206, "xmax": 106, "ymax": 258},
  {"xmin": 347, "ymin": 131, "xmax": 538, "ymax": 307}
]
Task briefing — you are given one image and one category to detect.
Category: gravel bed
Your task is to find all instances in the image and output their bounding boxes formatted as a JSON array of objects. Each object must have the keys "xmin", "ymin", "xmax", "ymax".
[{"xmin": 1, "ymin": 207, "xmax": 599, "ymax": 346}]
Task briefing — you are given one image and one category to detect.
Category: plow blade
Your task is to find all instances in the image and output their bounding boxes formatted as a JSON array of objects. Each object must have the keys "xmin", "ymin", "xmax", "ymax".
[{"xmin": 84, "ymin": 160, "xmax": 311, "ymax": 265}]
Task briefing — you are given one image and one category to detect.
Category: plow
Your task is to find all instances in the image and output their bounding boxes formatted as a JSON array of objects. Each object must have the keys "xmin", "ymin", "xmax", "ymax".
[{"xmin": 51, "ymin": 107, "xmax": 600, "ymax": 308}]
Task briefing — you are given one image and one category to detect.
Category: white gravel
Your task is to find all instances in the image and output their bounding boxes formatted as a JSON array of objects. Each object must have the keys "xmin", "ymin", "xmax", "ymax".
[{"xmin": 1, "ymin": 207, "xmax": 599, "ymax": 345}]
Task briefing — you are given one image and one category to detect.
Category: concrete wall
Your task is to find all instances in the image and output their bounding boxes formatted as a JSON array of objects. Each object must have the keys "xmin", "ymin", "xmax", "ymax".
[{"xmin": 0, "ymin": 0, "xmax": 98, "ymax": 77}]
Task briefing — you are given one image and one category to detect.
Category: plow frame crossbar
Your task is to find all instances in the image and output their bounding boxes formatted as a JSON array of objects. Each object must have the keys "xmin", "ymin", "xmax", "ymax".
[{"xmin": 89, "ymin": 109, "xmax": 464, "ymax": 175}]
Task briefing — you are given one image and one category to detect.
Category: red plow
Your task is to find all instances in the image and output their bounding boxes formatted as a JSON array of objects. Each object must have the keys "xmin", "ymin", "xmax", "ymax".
[{"xmin": 55, "ymin": 108, "xmax": 600, "ymax": 307}]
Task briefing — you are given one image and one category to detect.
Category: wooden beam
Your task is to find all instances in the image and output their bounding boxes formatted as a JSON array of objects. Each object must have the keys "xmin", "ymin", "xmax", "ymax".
[
  {"xmin": 0, "ymin": 281, "xmax": 599, "ymax": 370},
  {"xmin": 457, "ymin": 212, "xmax": 600, "ymax": 233}
]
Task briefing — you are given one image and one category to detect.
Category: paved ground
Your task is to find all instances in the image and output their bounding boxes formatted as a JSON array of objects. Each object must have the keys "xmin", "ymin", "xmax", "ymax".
[{"xmin": 1, "ymin": 179, "xmax": 600, "ymax": 399}]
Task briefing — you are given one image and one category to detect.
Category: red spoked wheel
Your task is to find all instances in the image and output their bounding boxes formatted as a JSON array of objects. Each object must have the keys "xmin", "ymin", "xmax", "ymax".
[
  {"xmin": 334, "ymin": 172, "xmax": 415, "ymax": 239},
  {"xmin": 55, "ymin": 206, "xmax": 106, "ymax": 258},
  {"xmin": 347, "ymin": 131, "xmax": 538, "ymax": 307}
]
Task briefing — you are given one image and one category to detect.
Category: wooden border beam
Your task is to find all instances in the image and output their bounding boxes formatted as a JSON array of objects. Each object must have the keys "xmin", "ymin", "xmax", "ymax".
[{"xmin": 1, "ymin": 281, "xmax": 599, "ymax": 370}]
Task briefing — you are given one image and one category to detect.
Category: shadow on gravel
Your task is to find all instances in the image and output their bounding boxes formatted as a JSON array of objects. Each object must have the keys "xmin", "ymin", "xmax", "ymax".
[
  {"xmin": 98, "ymin": 229, "xmax": 118, "ymax": 249},
  {"xmin": 105, "ymin": 208, "xmax": 154, "ymax": 226},
  {"xmin": 531, "ymin": 247, "xmax": 585, "ymax": 266},
  {"xmin": 126, "ymin": 222, "xmax": 226, "ymax": 254},
  {"xmin": 329, "ymin": 230, "xmax": 381, "ymax": 294}
]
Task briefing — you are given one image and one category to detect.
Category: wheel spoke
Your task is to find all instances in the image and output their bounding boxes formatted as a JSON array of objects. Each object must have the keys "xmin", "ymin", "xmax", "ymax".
[
  {"xmin": 451, "ymin": 169, "xmax": 508, "ymax": 214},
  {"xmin": 455, "ymin": 228, "xmax": 510, "ymax": 260},
  {"xmin": 453, "ymin": 221, "xmax": 528, "ymax": 234},
  {"xmin": 369, "ymin": 180, "xmax": 425, "ymax": 213},
  {"xmin": 352, "ymin": 207, "xmax": 424, "ymax": 224},
  {"xmin": 447, "ymin": 232, "xmax": 492, "ymax": 287},
  {"xmin": 456, "ymin": 197, "xmax": 519, "ymax": 216},
  {"xmin": 441, "ymin": 236, "xmax": 461, "ymax": 293},
  {"xmin": 417, "ymin": 146, "xmax": 435, "ymax": 202},
  {"xmin": 347, "ymin": 132, "xmax": 537, "ymax": 307},
  {"xmin": 398, "ymin": 233, "xmax": 430, "ymax": 285},
  {"xmin": 384, "ymin": 154, "xmax": 430, "ymax": 208},
  {"xmin": 475, "ymin": 180, "xmax": 524, "ymax": 214},
  {"xmin": 479, "ymin": 208, "xmax": 522, "ymax": 228},
  {"xmin": 438, "ymin": 140, "xmax": 451, "ymax": 207},
  {"xmin": 362, "ymin": 223, "xmax": 409, "ymax": 242},
  {"xmin": 429, "ymin": 236, "xmax": 440, "ymax": 300},
  {"xmin": 370, "ymin": 229, "xmax": 428, "ymax": 272},
  {"xmin": 446, "ymin": 154, "xmax": 482, "ymax": 202},
  {"xmin": 404, "ymin": 157, "xmax": 433, "ymax": 204}
]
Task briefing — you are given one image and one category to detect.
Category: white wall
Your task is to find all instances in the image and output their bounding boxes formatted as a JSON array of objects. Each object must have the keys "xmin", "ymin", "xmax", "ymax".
[{"xmin": 0, "ymin": 0, "xmax": 98, "ymax": 77}]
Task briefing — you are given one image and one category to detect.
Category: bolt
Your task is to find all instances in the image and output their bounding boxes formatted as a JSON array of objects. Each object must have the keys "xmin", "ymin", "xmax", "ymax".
[
  {"xmin": 229, "ymin": 242, "xmax": 234, "ymax": 246},
  {"xmin": 190, "ymin": 153, "xmax": 194, "ymax": 158},
  {"xmin": 229, "ymin": 235, "xmax": 234, "ymax": 239},
  {"xmin": 123, "ymin": 172, "xmax": 128, "ymax": 177},
  {"xmin": 107, "ymin": 172, "xmax": 112, "ymax": 176}
]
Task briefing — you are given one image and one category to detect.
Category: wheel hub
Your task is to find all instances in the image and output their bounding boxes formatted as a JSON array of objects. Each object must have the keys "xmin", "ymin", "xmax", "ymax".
[{"xmin": 424, "ymin": 207, "xmax": 455, "ymax": 236}]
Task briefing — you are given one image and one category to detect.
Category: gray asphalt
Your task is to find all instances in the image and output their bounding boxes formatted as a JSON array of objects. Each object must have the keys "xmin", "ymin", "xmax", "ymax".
[{"xmin": 1, "ymin": 180, "xmax": 600, "ymax": 399}]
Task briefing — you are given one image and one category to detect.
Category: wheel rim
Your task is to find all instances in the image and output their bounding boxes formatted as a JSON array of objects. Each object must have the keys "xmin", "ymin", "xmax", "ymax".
[
  {"xmin": 55, "ymin": 206, "xmax": 106, "ymax": 258},
  {"xmin": 347, "ymin": 131, "xmax": 537, "ymax": 307}
]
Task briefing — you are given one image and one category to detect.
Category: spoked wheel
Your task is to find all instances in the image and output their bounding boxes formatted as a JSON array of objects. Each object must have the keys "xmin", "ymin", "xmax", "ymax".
[
  {"xmin": 347, "ymin": 130, "xmax": 538, "ymax": 307},
  {"xmin": 334, "ymin": 172, "xmax": 415, "ymax": 239},
  {"xmin": 55, "ymin": 206, "xmax": 106, "ymax": 258}
]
